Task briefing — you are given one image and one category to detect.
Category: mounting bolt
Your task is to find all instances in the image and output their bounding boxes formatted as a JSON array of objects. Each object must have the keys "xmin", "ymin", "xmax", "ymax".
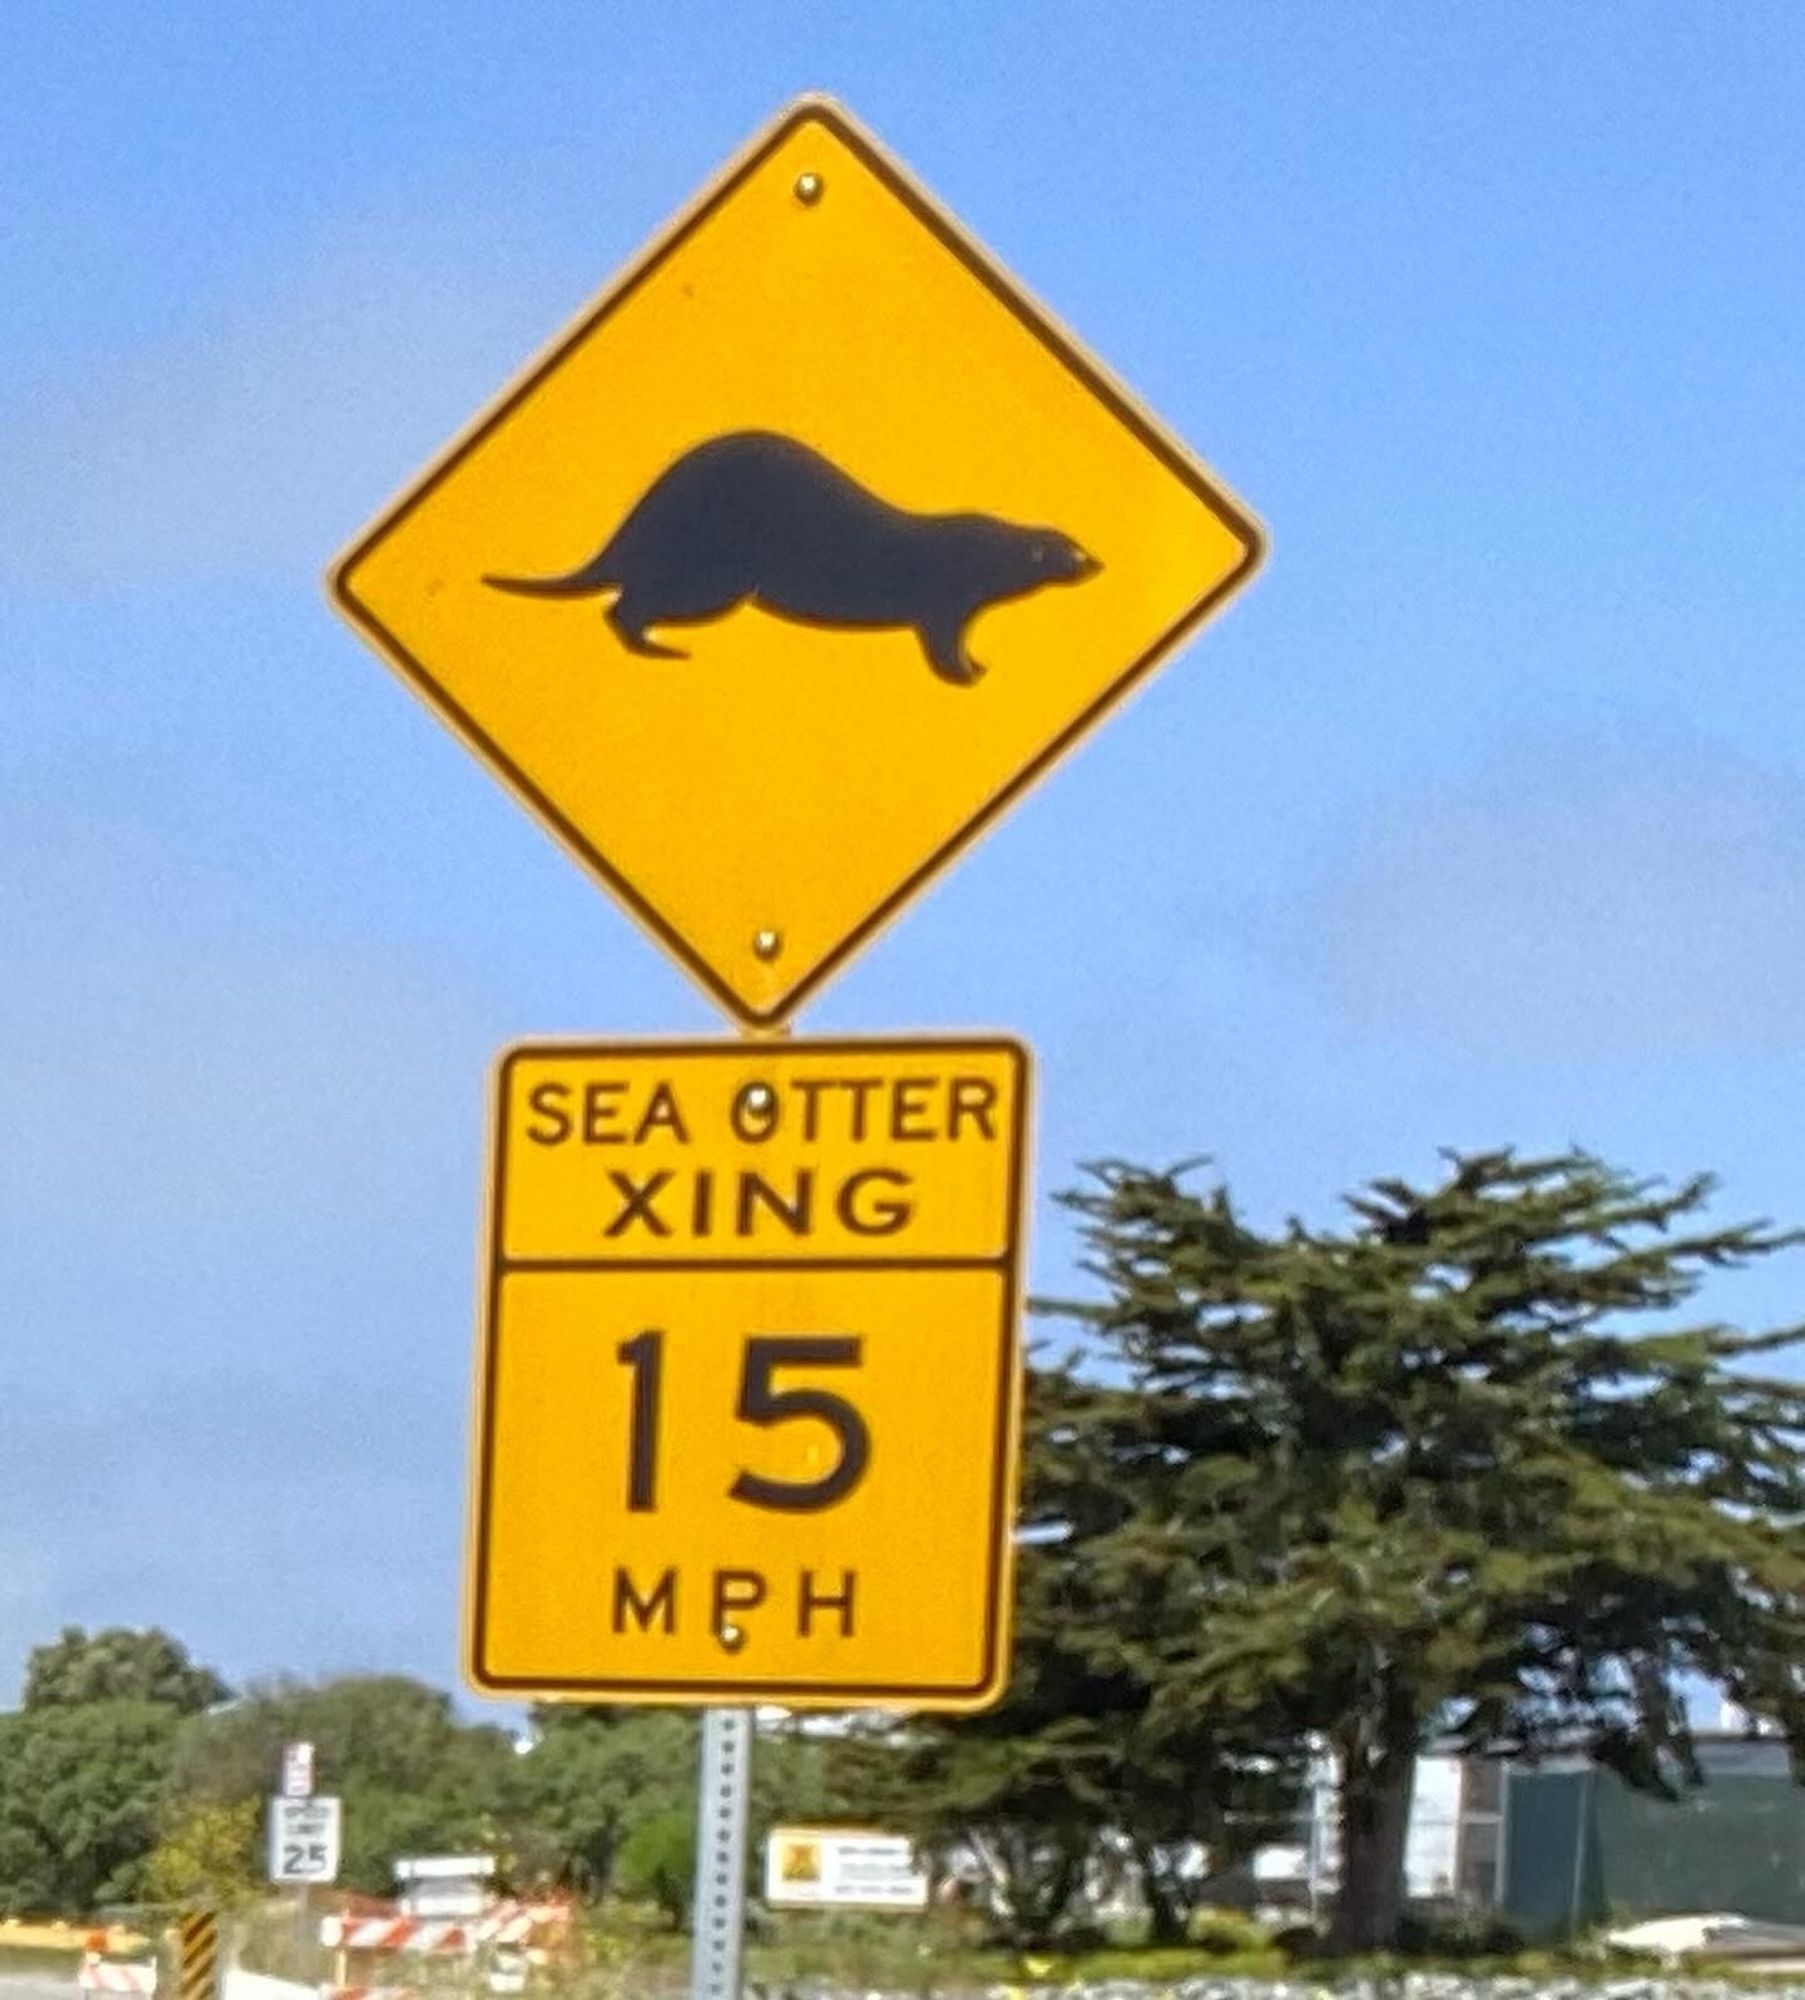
[
  {"xmin": 752, "ymin": 929, "xmax": 783, "ymax": 961},
  {"xmin": 718, "ymin": 1622, "xmax": 745, "ymax": 1652},
  {"xmin": 794, "ymin": 172, "xmax": 824, "ymax": 205}
]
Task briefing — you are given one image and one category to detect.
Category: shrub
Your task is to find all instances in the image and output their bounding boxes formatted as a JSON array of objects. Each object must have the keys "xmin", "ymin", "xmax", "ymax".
[
  {"xmin": 1188, "ymin": 1908, "xmax": 1272, "ymax": 1955},
  {"xmin": 615, "ymin": 1809, "xmax": 695, "ymax": 1931},
  {"xmin": 1395, "ymin": 1908, "xmax": 1526, "ymax": 1958}
]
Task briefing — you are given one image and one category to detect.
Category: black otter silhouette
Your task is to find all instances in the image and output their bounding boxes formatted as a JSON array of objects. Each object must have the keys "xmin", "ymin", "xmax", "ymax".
[{"xmin": 483, "ymin": 430, "xmax": 1099, "ymax": 686}]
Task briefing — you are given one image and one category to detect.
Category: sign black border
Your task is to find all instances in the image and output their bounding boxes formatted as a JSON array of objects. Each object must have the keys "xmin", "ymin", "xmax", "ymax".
[
  {"xmin": 328, "ymin": 96, "xmax": 1265, "ymax": 1028},
  {"xmin": 465, "ymin": 1033, "xmax": 1030, "ymax": 1708}
]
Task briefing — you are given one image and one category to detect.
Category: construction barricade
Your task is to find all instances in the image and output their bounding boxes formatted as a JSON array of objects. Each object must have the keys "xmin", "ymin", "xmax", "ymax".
[
  {"xmin": 317, "ymin": 1899, "xmax": 571, "ymax": 2000},
  {"xmin": 79, "ymin": 1955, "xmax": 159, "ymax": 1996}
]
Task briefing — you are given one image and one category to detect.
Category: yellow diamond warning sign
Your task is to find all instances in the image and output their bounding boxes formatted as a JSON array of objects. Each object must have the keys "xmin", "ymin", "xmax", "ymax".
[
  {"xmin": 466, "ymin": 1036, "xmax": 1028, "ymax": 1710},
  {"xmin": 329, "ymin": 97, "xmax": 1262, "ymax": 1025}
]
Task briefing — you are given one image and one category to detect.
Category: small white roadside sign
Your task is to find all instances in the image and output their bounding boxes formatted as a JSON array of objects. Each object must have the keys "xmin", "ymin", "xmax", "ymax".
[
  {"xmin": 764, "ymin": 1828, "xmax": 928, "ymax": 1910},
  {"xmin": 268, "ymin": 1795, "xmax": 341, "ymax": 1884},
  {"xmin": 395, "ymin": 1853, "xmax": 496, "ymax": 1916},
  {"xmin": 281, "ymin": 1740, "xmax": 315, "ymax": 1799}
]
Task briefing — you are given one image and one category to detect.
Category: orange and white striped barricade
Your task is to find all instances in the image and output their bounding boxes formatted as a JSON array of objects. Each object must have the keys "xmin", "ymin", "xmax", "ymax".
[{"xmin": 79, "ymin": 1955, "xmax": 158, "ymax": 1996}]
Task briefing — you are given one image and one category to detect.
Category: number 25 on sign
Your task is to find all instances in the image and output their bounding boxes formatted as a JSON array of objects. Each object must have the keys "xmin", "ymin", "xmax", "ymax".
[{"xmin": 465, "ymin": 1036, "xmax": 1029, "ymax": 1711}]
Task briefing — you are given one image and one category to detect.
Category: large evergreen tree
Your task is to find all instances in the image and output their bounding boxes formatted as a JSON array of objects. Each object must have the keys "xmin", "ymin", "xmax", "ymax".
[
  {"xmin": 834, "ymin": 1368, "xmax": 1303, "ymax": 1946},
  {"xmin": 1046, "ymin": 1149, "xmax": 1805, "ymax": 1949}
]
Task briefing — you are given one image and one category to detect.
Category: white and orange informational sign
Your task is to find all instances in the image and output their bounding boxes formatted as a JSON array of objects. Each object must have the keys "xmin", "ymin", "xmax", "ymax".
[{"xmin": 766, "ymin": 1828, "xmax": 929, "ymax": 1910}]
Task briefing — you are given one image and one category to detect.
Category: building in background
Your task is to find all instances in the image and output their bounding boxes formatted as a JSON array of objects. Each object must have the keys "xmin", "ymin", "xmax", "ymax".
[
  {"xmin": 1250, "ymin": 1732, "xmax": 1803, "ymax": 1937},
  {"xmin": 1254, "ymin": 1749, "xmax": 1505, "ymax": 1918}
]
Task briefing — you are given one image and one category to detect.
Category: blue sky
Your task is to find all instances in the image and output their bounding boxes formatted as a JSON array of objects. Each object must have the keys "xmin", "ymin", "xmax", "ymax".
[{"xmin": 4, "ymin": 3, "xmax": 1805, "ymax": 1703}]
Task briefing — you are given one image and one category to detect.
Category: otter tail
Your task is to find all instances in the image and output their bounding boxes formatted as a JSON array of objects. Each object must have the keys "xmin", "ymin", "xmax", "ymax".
[{"xmin": 483, "ymin": 556, "xmax": 617, "ymax": 599}]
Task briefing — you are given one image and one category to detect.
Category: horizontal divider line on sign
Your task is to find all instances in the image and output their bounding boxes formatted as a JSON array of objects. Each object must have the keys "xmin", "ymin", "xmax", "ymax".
[{"xmin": 494, "ymin": 1253, "xmax": 1012, "ymax": 1274}]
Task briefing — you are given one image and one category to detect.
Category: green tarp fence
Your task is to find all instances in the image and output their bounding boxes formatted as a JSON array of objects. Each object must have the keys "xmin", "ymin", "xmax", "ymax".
[{"xmin": 1504, "ymin": 1763, "xmax": 1805, "ymax": 1937}]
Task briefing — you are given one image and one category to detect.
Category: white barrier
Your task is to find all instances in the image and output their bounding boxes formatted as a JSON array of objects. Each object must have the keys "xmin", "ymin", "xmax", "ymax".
[{"xmin": 78, "ymin": 1956, "xmax": 157, "ymax": 1996}]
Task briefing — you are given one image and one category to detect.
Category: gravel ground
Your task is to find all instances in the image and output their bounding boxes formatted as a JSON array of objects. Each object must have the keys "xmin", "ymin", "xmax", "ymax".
[
  {"xmin": 747, "ymin": 1983, "xmax": 1805, "ymax": 2000},
  {"xmin": 0, "ymin": 1977, "xmax": 76, "ymax": 2000}
]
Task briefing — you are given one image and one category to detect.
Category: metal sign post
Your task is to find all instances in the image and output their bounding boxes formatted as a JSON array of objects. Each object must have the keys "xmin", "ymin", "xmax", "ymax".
[{"xmin": 690, "ymin": 1707, "xmax": 754, "ymax": 2000}]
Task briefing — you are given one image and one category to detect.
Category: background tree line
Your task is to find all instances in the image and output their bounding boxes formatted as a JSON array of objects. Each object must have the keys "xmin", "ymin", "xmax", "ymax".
[
  {"xmin": 5, "ymin": 1148, "xmax": 1803, "ymax": 1954},
  {"xmin": 0, "ymin": 1631, "xmax": 841, "ymax": 1921}
]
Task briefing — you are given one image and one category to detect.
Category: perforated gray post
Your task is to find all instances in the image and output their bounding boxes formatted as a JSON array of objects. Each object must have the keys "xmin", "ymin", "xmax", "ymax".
[{"xmin": 690, "ymin": 1706, "xmax": 753, "ymax": 2000}]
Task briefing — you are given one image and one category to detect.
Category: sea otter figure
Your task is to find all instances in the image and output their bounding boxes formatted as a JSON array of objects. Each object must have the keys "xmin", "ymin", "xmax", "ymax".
[{"xmin": 484, "ymin": 430, "xmax": 1099, "ymax": 686}]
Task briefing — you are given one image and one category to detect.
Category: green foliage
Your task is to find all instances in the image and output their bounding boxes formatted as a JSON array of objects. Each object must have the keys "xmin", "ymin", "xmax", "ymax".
[
  {"xmin": 747, "ymin": 1722, "xmax": 860, "ymax": 1860},
  {"xmin": 25, "ymin": 1628, "xmax": 229, "ymax": 1716},
  {"xmin": 1393, "ymin": 1907, "xmax": 1527, "ymax": 1958},
  {"xmin": 5, "ymin": 1143, "xmax": 1800, "ymax": 1956},
  {"xmin": 510, "ymin": 1707, "xmax": 695, "ymax": 1894},
  {"xmin": 168, "ymin": 1674, "xmax": 517, "ymax": 1894},
  {"xmin": 0, "ymin": 1699, "xmax": 181, "ymax": 1913},
  {"xmin": 1041, "ymin": 1147, "xmax": 1805, "ymax": 1950},
  {"xmin": 1188, "ymin": 1907, "xmax": 1272, "ymax": 1954},
  {"xmin": 615, "ymin": 1808, "xmax": 695, "ymax": 1929},
  {"xmin": 1003, "ymin": 1941, "xmax": 1288, "ymax": 1981},
  {"xmin": 573, "ymin": 1899, "xmax": 690, "ymax": 2000},
  {"xmin": 146, "ymin": 1683, "xmax": 864, "ymax": 1911},
  {"xmin": 827, "ymin": 1366, "xmax": 1305, "ymax": 1946},
  {"xmin": 141, "ymin": 1798, "xmax": 263, "ymax": 1910}
]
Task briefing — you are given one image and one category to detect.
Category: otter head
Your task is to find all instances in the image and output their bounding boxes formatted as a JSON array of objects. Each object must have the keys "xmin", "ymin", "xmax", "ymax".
[{"xmin": 1019, "ymin": 527, "xmax": 1101, "ymax": 589}]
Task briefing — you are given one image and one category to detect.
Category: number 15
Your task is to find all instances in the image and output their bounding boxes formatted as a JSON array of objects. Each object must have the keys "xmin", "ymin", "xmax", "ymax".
[{"xmin": 614, "ymin": 1331, "xmax": 871, "ymax": 1515}]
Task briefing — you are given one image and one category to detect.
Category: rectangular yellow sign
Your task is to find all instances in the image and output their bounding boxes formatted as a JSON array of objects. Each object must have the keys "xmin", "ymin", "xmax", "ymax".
[{"xmin": 466, "ymin": 1036, "xmax": 1029, "ymax": 1709}]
